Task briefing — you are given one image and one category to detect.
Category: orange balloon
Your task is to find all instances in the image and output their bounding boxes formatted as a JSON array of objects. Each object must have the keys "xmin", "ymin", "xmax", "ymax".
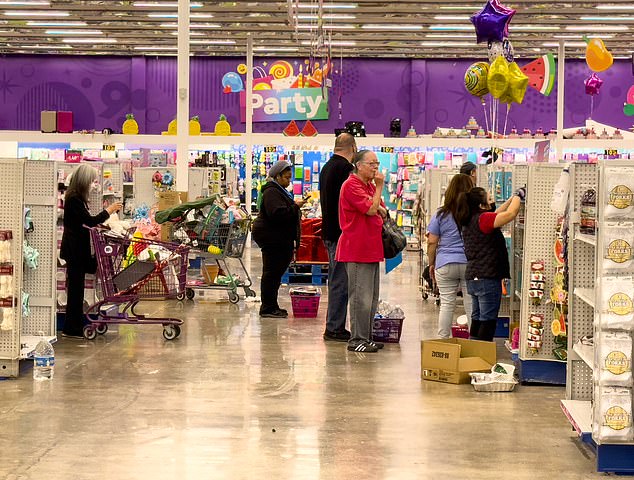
[{"xmin": 585, "ymin": 36, "xmax": 613, "ymax": 72}]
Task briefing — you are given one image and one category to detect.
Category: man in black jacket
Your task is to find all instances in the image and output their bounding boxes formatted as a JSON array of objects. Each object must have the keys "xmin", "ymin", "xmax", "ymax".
[{"xmin": 319, "ymin": 133, "xmax": 356, "ymax": 341}]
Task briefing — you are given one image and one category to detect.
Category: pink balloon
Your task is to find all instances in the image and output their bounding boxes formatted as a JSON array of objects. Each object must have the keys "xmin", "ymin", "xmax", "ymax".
[{"xmin": 627, "ymin": 85, "xmax": 634, "ymax": 105}]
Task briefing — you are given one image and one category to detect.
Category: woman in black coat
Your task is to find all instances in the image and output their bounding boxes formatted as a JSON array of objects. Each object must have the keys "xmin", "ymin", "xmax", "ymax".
[
  {"xmin": 60, "ymin": 164, "xmax": 122, "ymax": 338},
  {"xmin": 252, "ymin": 161, "xmax": 304, "ymax": 318}
]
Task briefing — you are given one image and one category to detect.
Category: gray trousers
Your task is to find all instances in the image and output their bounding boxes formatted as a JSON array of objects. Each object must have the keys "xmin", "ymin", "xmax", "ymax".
[
  {"xmin": 434, "ymin": 263, "xmax": 473, "ymax": 338},
  {"xmin": 346, "ymin": 262, "xmax": 380, "ymax": 345},
  {"xmin": 324, "ymin": 239, "xmax": 348, "ymax": 333}
]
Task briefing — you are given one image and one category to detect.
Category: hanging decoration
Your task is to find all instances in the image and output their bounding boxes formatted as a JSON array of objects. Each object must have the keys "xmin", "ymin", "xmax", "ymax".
[
  {"xmin": 470, "ymin": 0, "xmax": 516, "ymax": 44},
  {"xmin": 584, "ymin": 36, "xmax": 614, "ymax": 73},
  {"xmin": 520, "ymin": 54, "xmax": 556, "ymax": 96},
  {"xmin": 623, "ymin": 85, "xmax": 634, "ymax": 117},
  {"xmin": 585, "ymin": 73, "xmax": 604, "ymax": 97}
]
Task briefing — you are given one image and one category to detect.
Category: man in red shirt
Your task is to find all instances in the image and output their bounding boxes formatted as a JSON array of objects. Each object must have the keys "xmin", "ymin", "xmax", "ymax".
[{"xmin": 336, "ymin": 150, "xmax": 387, "ymax": 353}]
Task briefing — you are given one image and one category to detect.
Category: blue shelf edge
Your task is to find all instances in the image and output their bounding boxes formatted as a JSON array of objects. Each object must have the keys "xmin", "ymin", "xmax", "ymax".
[
  {"xmin": 581, "ymin": 437, "xmax": 634, "ymax": 475},
  {"xmin": 518, "ymin": 359, "xmax": 566, "ymax": 385}
]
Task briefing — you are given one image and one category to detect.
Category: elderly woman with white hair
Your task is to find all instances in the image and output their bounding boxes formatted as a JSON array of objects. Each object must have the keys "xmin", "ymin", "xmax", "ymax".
[
  {"xmin": 252, "ymin": 160, "xmax": 305, "ymax": 318},
  {"xmin": 60, "ymin": 164, "xmax": 122, "ymax": 338}
]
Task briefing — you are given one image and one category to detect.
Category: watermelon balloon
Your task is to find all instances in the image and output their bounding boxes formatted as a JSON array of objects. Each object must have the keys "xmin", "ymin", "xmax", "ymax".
[
  {"xmin": 283, "ymin": 120, "xmax": 300, "ymax": 136},
  {"xmin": 301, "ymin": 120, "xmax": 318, "ymax": 137},
  {"xmin": 521, "ymin": 53, "xmax": 556, "ymax": 96}
]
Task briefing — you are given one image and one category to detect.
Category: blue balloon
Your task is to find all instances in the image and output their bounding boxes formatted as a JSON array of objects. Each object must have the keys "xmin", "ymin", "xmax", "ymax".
[{"xmin": 222, "ymin": 72, "xmax": 244, "ymax": 93}]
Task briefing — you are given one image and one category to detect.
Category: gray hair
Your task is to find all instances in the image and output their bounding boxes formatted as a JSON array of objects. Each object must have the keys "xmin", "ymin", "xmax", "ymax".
[
  {"xmin": 66, "ymin": 164, "xmax": 98, "ymax": 202},
  {"xmin": 352, "ymin": 149, "xmax": 373, "ymax": 172}
]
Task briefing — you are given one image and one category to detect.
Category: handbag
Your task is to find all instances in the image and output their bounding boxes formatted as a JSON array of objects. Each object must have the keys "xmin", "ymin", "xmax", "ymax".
[{"xmin": 382, "ymin": 213, "xmax": 407, "ymax": 259}]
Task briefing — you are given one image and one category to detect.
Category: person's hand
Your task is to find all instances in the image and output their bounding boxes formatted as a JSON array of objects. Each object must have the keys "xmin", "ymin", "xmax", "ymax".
[
  {"xmin": 378, "ymin": 205, "xmax": 388, "ymax": 219},
  {"xmin": 374, "ymin": 172, "xmax": 385, "ymax": 187},
  {"xmin": 106, "ymin": 202, "xmax": 123, "ymax": 215},
  {"xmin": 514, "ymin": 187, "xmax": 526, "ymax": 202},
  {"xmin": 429, "ymin": 265, "xmax": 435, "ymax": 282},
  {"xmin": 295, "ymin": 198, "xmax": 306, "ymax": 208}
]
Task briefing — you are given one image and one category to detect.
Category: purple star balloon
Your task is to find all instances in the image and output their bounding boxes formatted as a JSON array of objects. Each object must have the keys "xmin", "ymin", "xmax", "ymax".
[
  {"xmin": 584, "ymin": 73, "xmax": 603, "ymax": 96},
  {"xmin": 470, "ymin": 0, "xmax": 516, "ymax": 43}
]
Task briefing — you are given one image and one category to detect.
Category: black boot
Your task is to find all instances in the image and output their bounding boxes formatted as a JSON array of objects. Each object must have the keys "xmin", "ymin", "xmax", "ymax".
[
  {"xmin": 478, "ymin": 320, "xmax": 498, "ymax": 342},
  {"xmin": 470, "ymin": 320, "xmax": 482, "ymax": 340}
]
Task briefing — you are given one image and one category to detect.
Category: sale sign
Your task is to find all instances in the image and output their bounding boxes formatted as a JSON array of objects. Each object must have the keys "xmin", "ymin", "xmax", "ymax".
[{"xmin": 239, "ymin": 88, "xmax": 328, "ymax": 122}]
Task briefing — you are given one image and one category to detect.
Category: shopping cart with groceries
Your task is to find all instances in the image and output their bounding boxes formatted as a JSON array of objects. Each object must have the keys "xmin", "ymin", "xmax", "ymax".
[
  {"xmin": 83, "ymin": 227, "xmax": 189, "ymax": 340},
  {"xmin": 156, "ymin": 196, "xmax": 255, "ymax": 304}
]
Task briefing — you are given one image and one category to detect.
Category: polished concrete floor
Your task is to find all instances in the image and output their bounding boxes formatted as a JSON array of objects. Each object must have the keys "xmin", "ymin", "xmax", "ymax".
[{"xmin": 1, "ymin": 249, "xmax": 600, "ymax": 479}]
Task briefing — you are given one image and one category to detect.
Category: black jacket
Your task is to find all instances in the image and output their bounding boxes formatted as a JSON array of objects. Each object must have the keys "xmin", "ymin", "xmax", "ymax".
[
  {"xmin": 319, "ymin": 154, "xmax": 353, "ymax": 242},
  {"xmin": 60, "ymin": 194, "xmax": 109, "ymax": 265},
  {"xmin": 252, "ymin": 181, "xmax": 301, "ymax": 250}
]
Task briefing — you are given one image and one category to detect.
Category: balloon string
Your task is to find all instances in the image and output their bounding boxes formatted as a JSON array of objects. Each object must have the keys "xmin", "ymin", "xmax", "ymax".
[
  {"xmin": 482, "ymin": 98, "xmax": 489, "ymax": 135},
  {"xmin": 503, "ymin": 104, "xmax": 510, "ymax": 137},
  {"xmin": 590, "ymin": 95, "xmax": 594, "ymax": 120}
]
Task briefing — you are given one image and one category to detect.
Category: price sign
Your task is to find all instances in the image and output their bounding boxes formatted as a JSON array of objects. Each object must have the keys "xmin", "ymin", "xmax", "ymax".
[
  {"xmin": 264, "ymin": 145, "xmax": 277, "ymax": 153},
  {"xmin": 605, "ymin": 149, "xmax": 619, "ymax": 157},
  {"xmin": 103, "ymin": 144, "xmax": 116, "ymax": 151},
  {"xmin": 381, "ymin": 146, "xmax": 395, "ymax": 153}
]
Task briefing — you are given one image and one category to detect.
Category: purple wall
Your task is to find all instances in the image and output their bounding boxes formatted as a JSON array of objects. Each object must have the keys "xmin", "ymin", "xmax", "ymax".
[{"xmin": 0, "ymin": 55, "xmax": 632, "ymax": 136}]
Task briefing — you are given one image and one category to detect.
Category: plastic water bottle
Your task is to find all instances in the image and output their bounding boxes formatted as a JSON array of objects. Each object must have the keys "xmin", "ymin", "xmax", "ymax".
[{"xmin": 33, "ymin": 335, "xmax": 54, "ymax": 381}]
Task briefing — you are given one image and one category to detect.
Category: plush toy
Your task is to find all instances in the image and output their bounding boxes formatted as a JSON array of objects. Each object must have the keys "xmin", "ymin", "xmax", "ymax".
[{"xmin": 104, "ymin": 212, "xmax": 133, "ymax": 235}]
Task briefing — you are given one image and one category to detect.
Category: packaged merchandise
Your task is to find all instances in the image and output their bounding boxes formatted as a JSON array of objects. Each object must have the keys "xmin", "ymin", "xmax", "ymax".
[
  {"xmin": 603, "ymin": 223, "xmax": 634, "ymax": 272},
  {"xmin": 599, "ymin": 332, "xmax": 633, "ymax": 387},
  {"xmin": 605, "ymin": 167, "xmax": 634, "ymax": 219},
  {"xmin": 598, "ymin": 276, "xmax": 634, "ymax": 330},
  {"xmin": 580, "ymin": 187, "xmax": 597, "ymax": 235},
  {"xmin": 594, "ymin": 387, "xmax": 633, "ymax": 442}
]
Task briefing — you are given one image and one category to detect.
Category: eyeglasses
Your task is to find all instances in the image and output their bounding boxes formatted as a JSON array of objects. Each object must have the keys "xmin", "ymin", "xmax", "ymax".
[{"xmin": 361, "ymin": 161, "xmax": 380, "ymax": 167}]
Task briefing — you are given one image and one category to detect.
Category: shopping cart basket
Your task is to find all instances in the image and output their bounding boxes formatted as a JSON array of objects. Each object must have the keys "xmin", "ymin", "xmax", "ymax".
[{"xmin": 83, "ymin": 227, "xmax": 190, "ymax": 340}]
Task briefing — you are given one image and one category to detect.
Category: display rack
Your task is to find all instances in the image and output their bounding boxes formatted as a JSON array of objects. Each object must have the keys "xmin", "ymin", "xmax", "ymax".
[
  {"xmin": 0, "ymin": 159, "xmax": 26, "ymax": 377},
  {"xmin": 509, "ymin": 163, "xmax": 528, "ymax": 348},
  {"xmin": 133, "ymin": 166, "xmax": 177, "ymax": 209},
  {"xmin": 562, "ymin": 160, "xmax": 634, "ymax": 474},
  {"xmin": 518, "ymin": 164, "xmax": 566, "ymax": 384}
]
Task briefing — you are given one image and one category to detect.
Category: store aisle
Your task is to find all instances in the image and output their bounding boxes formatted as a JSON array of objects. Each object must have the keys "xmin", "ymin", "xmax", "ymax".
[{"xmin": 1, "ymin": 249, "xmax": 597, "ymax": 480}]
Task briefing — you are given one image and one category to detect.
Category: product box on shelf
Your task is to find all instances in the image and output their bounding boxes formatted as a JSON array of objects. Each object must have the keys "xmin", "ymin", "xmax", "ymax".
[
  {"xmin": 421, "ymin": 338, "xmax": 496, "ymax": 384},
  {"xmin": 40, "ymin": 111, "xmax": 57, "ymax": 133},
  {"xmin": 56, "ymin": 111, "xmax": 73, "ymax": 133}
]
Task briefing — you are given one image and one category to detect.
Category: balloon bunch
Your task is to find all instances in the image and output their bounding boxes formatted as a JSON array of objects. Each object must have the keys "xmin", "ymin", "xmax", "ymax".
[
  {"xmin": 583, "ymin": 36, "xmax": 613, "ymax": 118},
  {"xmin": 466, "ymin": 0, "xmax": 528, "ymax": 137},
  {"xmin": 624, "ymin": 86, "xmax": 634, "ymax": 117}
]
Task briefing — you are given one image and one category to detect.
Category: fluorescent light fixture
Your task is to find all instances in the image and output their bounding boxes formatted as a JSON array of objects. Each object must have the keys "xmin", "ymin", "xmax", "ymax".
[
  {"xmin": 362, "ymin": 24, "xmax": 423, "ymax": 30},
  {"xmin": 296, "ymin": 13, "xmax": 356, "ymax": 19},
  {"xmin": 46, "ymin": 30, "xmax": 103, "ymax": 35},
  {"xmin": 253, "ymin": 46, "xmax": 298, "ymax": 51},
  {"xmin": 543, "ymin": 41, "xmax": 586, "ymax": 47},
  {"xmin": 4, "ymin": 10, "xmax": 68, "ymax": 16},
  {"xmin": 429, "ymin": 24, "xmax": 474, "ymax": 31},
  {"xmin": 434, "ymin": 15, "xmax": 470, "ymax": 20},
  {"xmin": 134, "ymin": 45, "xmax": 177, "ymax": 50},
  {"xmin": 62, "ymin": 38, "xmax": 117, "ymax": 44},
  {"xmin": 190, "ymin": 39, "xmax": 236, "ymax": 44},
  {"xmin": 148, "ymin": 13, "xmax": 212, "ymax": 18},
  {"xmin": 566, "ymin": 25, "xmax": 629, "ymax": 31},
  {"xmin": 159, "ymin": 22, "xmax": 220, "ymax": 28},
  {"xmin": 300, "ymin": 40, "xmax": 355, "ymax": 46},
  {"xmin": 554, "ymin": 34, "xmax": 614, "ymax": 39},
  {"xmin": 420, "ymin": 41, "xmax": 473, "ymax": 47},
  {"xmin": 27, "ymin": 21, "xmax": 87, "ymax": 26},
  {"xmin": 297, "ymin": 3, "xmax": 357, "ymax": 8},
  {"xmin": 439, "ymin": 5, "xmax": 481, "ymax": 10},
  {"xmin": 170, "ymin": 31, "xmax": 204, "ymax": 36},
  {"xmin": 580, "ymin": 16, "xmax": 634, "ymax": 21},
  {"xmin": 512, "ymin": 25, "xmax": 560, "ymax": 31},
  {"xmin": 14, "ymin": 44, "xmax": 72, "ymax": 49},
  {"xmin": 0, "ymin": 1, "xmax": 50, "ymax": 4},
  {"xmin": 134, "ymin": 2, "xmax": 202, "ymax": 6},
  {"xmin": 596, "ymin": 4, "xmax": 634, "ymax": 10},
  {"xmin": 296, "ymin": 24, "xmax": 355, "ymax": 29},
  {"xmin": 425, "ymin": 33, "xmax": 473, "ymax": 38}
]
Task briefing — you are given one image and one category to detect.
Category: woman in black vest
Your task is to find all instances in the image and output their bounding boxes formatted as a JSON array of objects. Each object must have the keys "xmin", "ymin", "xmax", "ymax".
[{"xmin": 456, "ymin": 186, "xmax": 523, "ymax": 341}]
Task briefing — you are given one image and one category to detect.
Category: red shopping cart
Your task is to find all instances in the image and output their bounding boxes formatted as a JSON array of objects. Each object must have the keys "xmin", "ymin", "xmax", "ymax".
[{"xmin": 82, "ymin": 227, "xmax": 190, "ymax": 340}]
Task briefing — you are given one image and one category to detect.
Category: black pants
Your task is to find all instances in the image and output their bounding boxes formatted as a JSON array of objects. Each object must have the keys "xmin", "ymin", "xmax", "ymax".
[
  {"xmin": 64, "ymin": 261, "xmax": 87, "ymax": 335},
  {"xmin": 260, "ymin": 246, "xmax": 293, "ymax": 314}
]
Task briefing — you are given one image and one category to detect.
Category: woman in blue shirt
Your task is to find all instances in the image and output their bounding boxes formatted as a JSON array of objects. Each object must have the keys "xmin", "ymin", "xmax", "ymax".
[{"xmin": 427, "ymin": 173, "xmax": 475, "ymax": 338}]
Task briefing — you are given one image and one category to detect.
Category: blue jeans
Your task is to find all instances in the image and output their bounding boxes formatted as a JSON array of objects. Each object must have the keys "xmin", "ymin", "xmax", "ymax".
[
  {"xmin": 324, "ymin": 239, "xmax": 348, "ymax": 332},
  {"xmin": 466, "ymin": 278, "xmax": 502, "ymax": 342}
]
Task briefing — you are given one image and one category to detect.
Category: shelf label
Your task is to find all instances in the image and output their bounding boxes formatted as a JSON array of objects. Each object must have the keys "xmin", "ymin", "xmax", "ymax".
[
  {"xmin": 264, "ymin": 146, "xmax": 277, "ymax": 153},
  {"xmin": 381, "ymin": 146, "xmax": 395, "ymax": 153},
  {"xmin": 605, "ymin": 149, "xmax": 619, "ymax": 157},
  {"xmin": 103, "ymin": 144, "xmax": 116, "ymax": 151}
]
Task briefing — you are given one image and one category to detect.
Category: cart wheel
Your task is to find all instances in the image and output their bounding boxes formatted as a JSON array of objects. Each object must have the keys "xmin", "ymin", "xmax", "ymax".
[
  {"xmin": 186, "ymin": 288, "xmax": 195, "ymax": 300},
  {"xmin": 163, "ymin": 324, "xmax": 181, "ymax": 340},
  {"xmin": 228, "ymin": 291, "xmax": 240, "ymax": 304},
  {"xmin": 435, "ymin": 298, "xmax": 441, "ymax": 307},
  {"xmin": 83, "ymin": 325, "xmax": 97, "ymax": 340},
  {"xmin": 95, "ymin": 323, "xmax": 108, "ymax": 335},
  {"xmin": 245, "ymin": 288, "xmax": 256, "ymax": 297},
  {"xmin": 176, "ymin": 292, "xmax": 185, "ymax": 301},
  {"xmin": 422, "ymin": 292, "xmax": 429, "ymax": 300}
]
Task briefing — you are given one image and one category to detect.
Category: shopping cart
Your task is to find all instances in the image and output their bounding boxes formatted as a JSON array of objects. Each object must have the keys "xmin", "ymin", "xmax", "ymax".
[
  {"xmin": 83, "ymin": 227, "xmax": 190, "ymax": 340},
  {"xmin": 160, "ymin": 200, "xmax": 255, "ymax": 303}
]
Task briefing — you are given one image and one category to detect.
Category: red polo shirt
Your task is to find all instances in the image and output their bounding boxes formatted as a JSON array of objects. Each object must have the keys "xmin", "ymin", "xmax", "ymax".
[{"xmin": 336, "ymin": 174, "xmax": 384, "ymax": 263}]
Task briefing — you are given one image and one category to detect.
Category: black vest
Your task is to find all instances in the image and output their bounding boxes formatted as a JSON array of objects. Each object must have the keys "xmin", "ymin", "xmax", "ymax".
[{"xmin": 462, "ymin": 212, "xmax": 510, "ymax": 280}]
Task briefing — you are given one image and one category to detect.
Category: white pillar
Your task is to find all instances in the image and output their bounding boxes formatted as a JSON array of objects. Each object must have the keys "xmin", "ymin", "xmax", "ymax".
[
  {"xmin": 245, "ymin": 34, "xmax": 254, "ymax": 212},
  {"xmin": 176, "ymin": 0, "xmax": 190, "ymax": 192},
  {"xmin": 556, "ymin": 40, "xmax": 565, "ymax": 160}
]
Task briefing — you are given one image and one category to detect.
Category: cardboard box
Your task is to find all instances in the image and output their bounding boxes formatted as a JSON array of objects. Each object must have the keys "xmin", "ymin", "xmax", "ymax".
[
  {"xmin": 41, "ymin": 110, "xmax": 57, "ymax": 133},
  {"xmin": 158, "ymin": 191, "xmax": 187, "ymax": 242},
  {"xmin": 421, "ymin": 338, "xmax": 496, "ymax": 384}
]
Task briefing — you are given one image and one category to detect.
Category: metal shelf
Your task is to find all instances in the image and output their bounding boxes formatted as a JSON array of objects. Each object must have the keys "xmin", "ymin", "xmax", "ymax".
[
  {"xmin": 561, "ymin": 400, "xmax": 592, "ymax": 438},
  {"xmin": 575, "ymin": 233, "xmax": 597, "ymax": 246},
  {"xmin": 515, "ymin": 290, "xmax": 522, "ymax": 301},
  {"xmin": 573, "ymin": 342, "xmax": 594, "ymax": 371},
  {"xmin": 574, "ymin": 287, "xmax": 596, "ymax": 309},
  {"xmin": 19, "ymin": 335, "xmax": 57, "ymax": 359}
]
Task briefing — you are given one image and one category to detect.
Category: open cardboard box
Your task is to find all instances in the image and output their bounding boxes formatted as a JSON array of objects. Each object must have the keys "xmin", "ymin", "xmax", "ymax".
[
  {"xmin": 158, "ymin": 191, "xmax": 188, "ymax": 242},
  {"xmin": 421, "ymin": 338, "xmax": 496, "ymax": 385}
]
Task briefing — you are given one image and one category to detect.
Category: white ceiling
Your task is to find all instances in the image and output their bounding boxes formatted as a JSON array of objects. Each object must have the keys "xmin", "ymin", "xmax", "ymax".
[{"xmin": 0, "ymin": 0, "xmax": 633, "ymax": 59}]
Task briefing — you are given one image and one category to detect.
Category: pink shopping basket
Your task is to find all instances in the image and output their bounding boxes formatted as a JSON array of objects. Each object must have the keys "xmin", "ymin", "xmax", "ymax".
[
  {"xmin": 291, "ymin": 294, "xmax": 321, "ymax": 318},
  {"xmin": 372, "ymin": 317, "xmax": 404, "ymax": 343}
]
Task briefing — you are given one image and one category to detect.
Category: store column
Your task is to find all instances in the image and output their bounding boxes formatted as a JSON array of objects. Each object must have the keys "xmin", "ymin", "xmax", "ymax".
[{"xmin": 176, "ymin": 0, "xmax": 190, "ymax": 192}]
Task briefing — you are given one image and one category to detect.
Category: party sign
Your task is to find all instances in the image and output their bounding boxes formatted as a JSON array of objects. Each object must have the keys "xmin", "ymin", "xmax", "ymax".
[{"xmin": 239, "ymin": 88, "xmax": 329, "ymax": 122}]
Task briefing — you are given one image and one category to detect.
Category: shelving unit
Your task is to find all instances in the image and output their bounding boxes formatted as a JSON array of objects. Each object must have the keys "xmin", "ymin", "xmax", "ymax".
[{"xmin": 509, "ymin": 164, "xmax": 528, "ymax": 341}]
